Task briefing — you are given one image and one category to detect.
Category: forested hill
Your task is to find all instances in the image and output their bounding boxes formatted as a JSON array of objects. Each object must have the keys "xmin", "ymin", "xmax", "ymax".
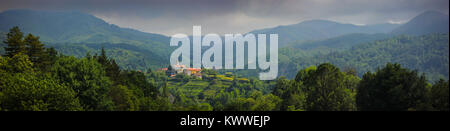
[
  {"xmin": 275, "ymin": 11, "xmax": 449, "ymax": 81},
  {"xmin": 1, "ymin": 26, "xmax": 448, "ymax": 111},
  {"xmin": 248, "ymin": 20, "xmax": 399, "ymax": 47},
  {"xmin": 0, "ymin": 9, "xmax": 169, "ymax": 44},
  {"xmin": 0, "ymin": 9, "xmax": 173, "ymax": 70},
  {"xmin": 392, "ymin": 11, "xmax": 449, "ymax": 35},
  {"xmin": 1, "ymin": 9, "xmax": 448, "ymax": 81},
  {"xmin": 279, "ymin": 33, "xmax": 449, "ymax": 82}
]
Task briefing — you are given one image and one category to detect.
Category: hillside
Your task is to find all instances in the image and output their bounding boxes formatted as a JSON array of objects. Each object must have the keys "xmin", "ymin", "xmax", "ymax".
[
  {"xmin": 249, "ymin": 20, "xmax": 399, "ymax": 47},
  {"xmin": 1, "ymin": 26, "xmax": 447, "ymax": 111},
  {"xmin": 1, "ymin": 9, "xmax": 448, "ymax": 80},
  {"xmin": 286, "ymin": 33, "xmax": 393, "ymax": 51},
  {"xmin": 0, "ymin": 9, "xmax": 173, "ymax": 70},
  {"xmin": 392, "ymin": 11, "xmax": 449, "ymax": 35},
  {"xmin": 282, "ymin": 33, "xmax": 449, "ymax": 81}
]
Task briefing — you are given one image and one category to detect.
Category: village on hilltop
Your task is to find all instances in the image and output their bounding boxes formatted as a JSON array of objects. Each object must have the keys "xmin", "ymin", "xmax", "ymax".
[
  {"xmin": 156, "ymin": 63, "xmax": 250, "ymax": 82},
  {"xmin": 158, "ymin": 63, "xmax": 203, "ymax": 78}
]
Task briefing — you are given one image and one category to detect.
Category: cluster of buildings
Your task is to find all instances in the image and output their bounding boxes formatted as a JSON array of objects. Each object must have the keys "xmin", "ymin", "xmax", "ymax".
[{"xmin": 159, "ymin": 64, "xmax": 202, "ymax": 78}]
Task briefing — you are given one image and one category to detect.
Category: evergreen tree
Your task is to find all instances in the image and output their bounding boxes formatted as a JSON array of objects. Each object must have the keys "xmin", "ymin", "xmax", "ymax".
[
  {"xmin": 24, "ymin": 34, "xmax": 46, "ymax": 64},
  {"xmin": 3, "ymin": 26, "xmax": 25, "ymax": 58},
  {"xmin": 107, "ymin": 59, "xmax": 122, "ymax": 84},
  {"xmin": 40, "ymin": 47, "xmax": 58, "ymax": 71},
  {"xmin": 93, "ymin": 47, "xmax": 122, "ymax": 85},
  {"xmin": 97, "ymin": 47, "xmax": 108, "ymax": 66}
]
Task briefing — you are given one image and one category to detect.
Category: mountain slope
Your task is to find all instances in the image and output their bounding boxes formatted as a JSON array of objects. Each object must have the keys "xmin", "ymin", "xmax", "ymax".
[
  {"xmin": 249, "ymin": 20, "xmax": 399, "ymax": 47},
  {"xmin": 0, "ymin": 9, "xmax": 169, "ymax": 44},
  {"xmin": 0, "ymin": 9, "xmax": 173, "ymax": 70},
  {"xmin": 287, "ymin": 33, "xmax": 393, "ymax": 50},
  {"xmin": 286, "ymin": 33, "xmax": 449, "ymax": 81},
  {"xmin": 392, "ymin": 11, "xmax": 449, "ymax": 35}
]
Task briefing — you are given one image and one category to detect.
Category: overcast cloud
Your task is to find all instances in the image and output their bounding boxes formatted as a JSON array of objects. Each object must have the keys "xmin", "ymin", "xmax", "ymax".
[{"xmin": 0, "ymin": 0, "xmax": 448, "ymax": 35}]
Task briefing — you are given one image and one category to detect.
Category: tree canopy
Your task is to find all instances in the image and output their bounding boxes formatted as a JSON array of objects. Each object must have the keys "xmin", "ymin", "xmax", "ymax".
[{"xmin": 0, "ymin": 27, "xmax": 448, "ymax": 111}]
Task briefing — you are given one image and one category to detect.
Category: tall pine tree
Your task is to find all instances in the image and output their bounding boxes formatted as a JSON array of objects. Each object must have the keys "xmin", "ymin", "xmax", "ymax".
[
  {"xmin": 107, "ymin": 59, "xmax": 122, "ymax": 84},
  {"xmin": 3, "ymin": 26, "xmax": 25, "ymax": 58},
  {"xmin": 97, "ymin": 47, "xmax": 108, "ymax": 66},
  {"xmin": 94, "ymin": 47, "xmax": 122, "ymax": 84},
  {"xmin": 24, "ymin": 34, "xmax": 46, "ymax": 64}
]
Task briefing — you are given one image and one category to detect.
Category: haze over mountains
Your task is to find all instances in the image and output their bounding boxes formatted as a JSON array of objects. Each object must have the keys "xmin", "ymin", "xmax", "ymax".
[
  {"xmin": 250, "ymin": 20, "xmax": 400, "ymax": 47},
  {"xmin": 250, "ymin": 10, "xmax": 449, "ymax": 47},
  {"xmin": 0, "ymin": 9, "xmax": 448, "ymax": 80},
  {"xmin": 392, "ymin": 11, "xmax": 449, "ymax": 35},
  {"xmin": 0, "ymin": 9, "xmax": 172, "ymax": 70}
]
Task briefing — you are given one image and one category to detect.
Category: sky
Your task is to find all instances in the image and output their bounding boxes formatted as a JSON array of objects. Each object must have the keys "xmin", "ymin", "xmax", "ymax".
[{"xmin": 0, "ymin": 0, "xmax": 448, "ymax": 35}]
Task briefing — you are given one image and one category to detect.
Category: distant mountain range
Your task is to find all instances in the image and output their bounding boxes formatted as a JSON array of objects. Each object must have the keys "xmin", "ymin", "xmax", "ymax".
[
  {"xmin": 248, "ymin": 11, "xmax": 449, "ymax": 47},
  {"xmin": 287, "ymin": 33, "xmax": 393, "ymax": 50},
  {"xmin": 0, "ymin": 10, "xmax": 169, "ymax": 44},
  {"xmin": 249, "ymin": 20, "xmax": 400, "ymax": 47},
  {"xmin": 0, "ymin": 9, "xmax": 448, "ymax": 80},
  {"xmin": 0, "ymin": 9, "xmax": 173, "ymax": 70},
  {"xmin": 392, "ymin": 11, "xmax": 449, "ymax": 35},
  {"xmin": 283, "ymin": 34, "xmax": 449, "ymax": 81},
  {"xmin": 253, "ymin": 11, "xmax": 449, "ymax": 81}
]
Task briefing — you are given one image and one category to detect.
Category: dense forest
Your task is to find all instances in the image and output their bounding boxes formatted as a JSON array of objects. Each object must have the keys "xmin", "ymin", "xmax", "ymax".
[
  {"xmin": 0, "ymin": 27, "xmax": 448, "ymax": 111},
  {"xmin": 276, "ymin": 33, "xmax": 449, "ymax": 81},
  {"xmin": 0, "ymin": 10, "xmax": 173, "ymax": 71},
  {"xmin": 1, "ymin": 10, "xmax": 448, "ymax": 83}
]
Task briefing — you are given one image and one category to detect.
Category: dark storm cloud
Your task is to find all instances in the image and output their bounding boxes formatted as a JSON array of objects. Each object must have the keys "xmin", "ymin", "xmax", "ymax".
[{"xmin": 0, "ymin": 0, "xmax": 448, "ymax": 35}]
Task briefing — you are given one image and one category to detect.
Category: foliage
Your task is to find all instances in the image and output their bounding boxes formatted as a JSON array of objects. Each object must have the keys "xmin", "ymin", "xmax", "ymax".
[
  {"xmin": 0, "ymin": 53, "xmax": 81, "ymax": 111},
  {"xmin": 108, "ymin": 85, "xmax": 139, "ymax": 111},
  {"xmin": 430, "ymin": 79, "xmax": 449, "ymax": 111},
  {"xmin": 277, "ymin": 33, "xmax": 449, "ymax": 82},
  {"xmin": 1, "ymin": 27, "xmax": 448, "ymax": 111},
  {"xmin": 356, "ymin": 63, "xmax": 430, "ymax": 111}
]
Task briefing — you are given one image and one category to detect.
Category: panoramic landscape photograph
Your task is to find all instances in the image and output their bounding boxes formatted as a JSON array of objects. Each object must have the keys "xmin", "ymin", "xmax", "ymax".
[{"xmin": 0, "ymin": 0, "xmax": 448, "ymax": 113}]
